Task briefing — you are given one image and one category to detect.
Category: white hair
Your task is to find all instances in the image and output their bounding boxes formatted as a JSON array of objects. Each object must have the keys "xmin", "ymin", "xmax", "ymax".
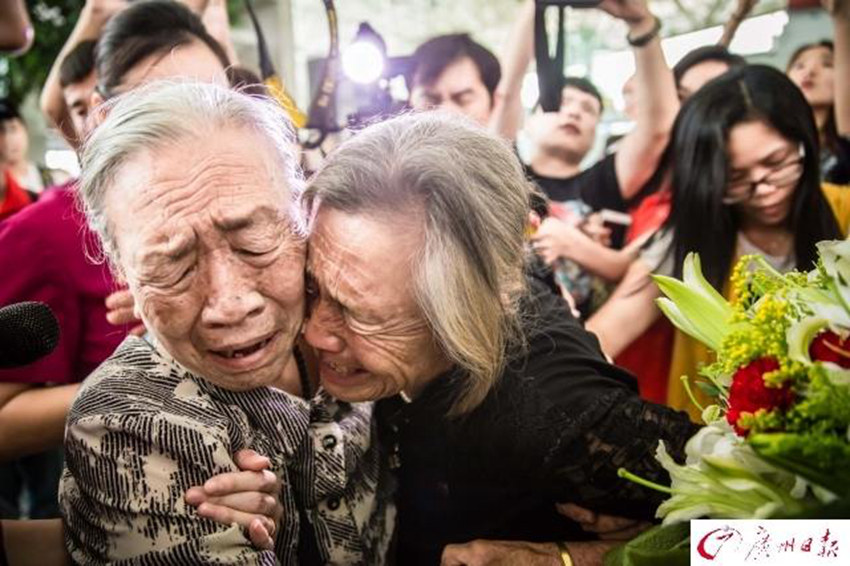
[{"xmin": 78, "ymin": 80, "xmax": 303, "ymax": 264}]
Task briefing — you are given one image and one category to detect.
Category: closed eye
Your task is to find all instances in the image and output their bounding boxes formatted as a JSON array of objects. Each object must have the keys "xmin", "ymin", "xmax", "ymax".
[
  {"xmin": 238, "ymin": 248, "xmax": 272, "ymax": 257},
  {"xmin": 175, "ymin": 264, "xmax": 196, "ymax": 284}
]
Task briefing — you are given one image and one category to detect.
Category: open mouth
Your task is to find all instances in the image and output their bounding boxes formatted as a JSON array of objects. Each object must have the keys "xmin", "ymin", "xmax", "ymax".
[
  {"xmin": 210, "ymin": 332, "xmax": 278, "ymax": 360},
  {"xmin": 560, "ymin": 124, "xmax": 580, "ymax": 135},
  {"xmin": 321, "ymin": 360, "xmax": 369, "ymax": 385}
]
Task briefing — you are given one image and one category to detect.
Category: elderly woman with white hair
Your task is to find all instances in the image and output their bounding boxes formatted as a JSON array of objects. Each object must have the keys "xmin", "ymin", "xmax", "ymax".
[{"xmin": 58, "ymin": 82, "xmax": 394, "ymax": 565}]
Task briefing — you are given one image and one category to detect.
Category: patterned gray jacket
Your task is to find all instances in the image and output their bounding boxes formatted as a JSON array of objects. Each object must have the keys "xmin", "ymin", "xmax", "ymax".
[{"xmin": 60, "ymin": 336, "xmax": 395, "ymax": 565}]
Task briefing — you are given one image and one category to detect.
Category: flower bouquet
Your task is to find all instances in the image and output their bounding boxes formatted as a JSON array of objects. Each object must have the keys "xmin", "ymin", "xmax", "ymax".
[{"xmin": 605, "ymin": 240, "xmax": 850, "ymax": 566}]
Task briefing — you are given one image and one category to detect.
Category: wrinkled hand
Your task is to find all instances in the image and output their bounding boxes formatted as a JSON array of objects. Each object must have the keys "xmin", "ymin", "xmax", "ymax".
[
  {"xmin": 105, "ymin": 289, "xmax": 145, "ymax": 336},
  {"xmin": 441, "ymin": 540, "xmax": 561, "ymax": 566},
  {"xmin": 556, "ymin": 503, "xmax": 652, "ymax": 541},
  {"xmin": 598, "ymin": 0, "xmax": 653, "ymax": 28},
  {"xmin": 185, "ymin": 449, "xmax": 282, "ymax": 550},
  {"xmin": 532, "ymin": 217, "xmax": 582, "ymax": 266},
  {"xmin": 200, "ymin": 0, "xmax": 238, "ymax": 64}
]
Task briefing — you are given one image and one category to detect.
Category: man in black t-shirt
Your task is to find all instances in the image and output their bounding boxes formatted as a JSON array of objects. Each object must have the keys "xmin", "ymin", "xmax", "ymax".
[{"xmin": 489, "ymin": 0, "xmax": 680, "ymax": 317}]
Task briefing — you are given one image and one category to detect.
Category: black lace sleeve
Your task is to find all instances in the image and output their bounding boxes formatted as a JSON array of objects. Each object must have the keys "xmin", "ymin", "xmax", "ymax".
[
  {"xmin": 499, "ymin": 279, "xmax": 700, "ymax": 520},
  {"xmin": 543, "ymin": 389, "xmax": 699, "ymax": 520}
]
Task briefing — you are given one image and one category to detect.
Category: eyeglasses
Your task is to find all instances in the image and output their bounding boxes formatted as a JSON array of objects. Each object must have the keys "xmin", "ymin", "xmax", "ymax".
[{"xmin": 722, "ymin": 145, "xmax": 806, "ymax": 205}]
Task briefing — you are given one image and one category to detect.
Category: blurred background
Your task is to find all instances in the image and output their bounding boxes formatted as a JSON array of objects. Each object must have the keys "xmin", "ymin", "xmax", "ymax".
[{"xmin": 0, "ymin": 0, "xmax": 832, "ymax": 177}]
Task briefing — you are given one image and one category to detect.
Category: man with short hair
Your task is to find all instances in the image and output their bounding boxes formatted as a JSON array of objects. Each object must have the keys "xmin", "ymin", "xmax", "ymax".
[
  {"xmin": 406, "ymin": 33, "xmax": 501, "ymax": 126},
  {"xmin": 58, "ymin": 40, "xmax": 97, "ymax": 147},
  {"xmin": 492, "ymin": 0, "xmax": 680, "ymax": 317}
]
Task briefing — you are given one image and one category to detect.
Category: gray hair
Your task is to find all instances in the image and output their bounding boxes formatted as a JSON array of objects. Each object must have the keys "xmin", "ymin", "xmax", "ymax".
[
  {"xmin": 78, "ymin": 80, "xmax": 303, "ymax": 265},
  {"xmin": 304, "ymin": 112, "xmax": 531, "ymax": 416}
]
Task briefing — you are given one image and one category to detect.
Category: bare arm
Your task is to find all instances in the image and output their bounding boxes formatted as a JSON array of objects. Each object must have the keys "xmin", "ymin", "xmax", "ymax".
[
  {"xmin": 0, "ymin": 0, "xmax": 31, "ymax": 54},
  {"xmin": 585, "ymin": 258, "xmax": 661, "ymax": 357},
  {"xmin": 828, "ymin": 0, "xmax": 850, "ymax": 136},
  {"xmin": 532, "ymin": 217, "xmax": 639, "ymax": 282},
  {"xmin": 2, "ymin": 519, "xmax": 70, "ymax": 566},
  {"xmin": 488, "ymin": 0, "xmax": 535, "ymax": 141},
  {"xmin": 39, "ymin": 0, "xmax": 127, "ymax": 148},
  {"xmin": 201, "ymin": 0, "xmax": 239, "ymax": 65},
  {"xmin": 601, "ymin": 0, "xmax": 679, "ymax": 200},
  {"xmin": 0, "ymin": 382, "xmax": 79, "ymax": 461}
]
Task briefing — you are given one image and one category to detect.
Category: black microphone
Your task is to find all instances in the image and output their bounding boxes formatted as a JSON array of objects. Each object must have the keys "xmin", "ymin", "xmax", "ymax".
[{"xmin": 0, "ymin": 301, "xmax": 60, "ymax": 369}]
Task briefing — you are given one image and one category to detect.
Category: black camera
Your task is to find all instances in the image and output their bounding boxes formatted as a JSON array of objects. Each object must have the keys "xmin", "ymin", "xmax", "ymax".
[{"xmin": 535, "ymin": 0, "xmax": 601, "ymax": 6}]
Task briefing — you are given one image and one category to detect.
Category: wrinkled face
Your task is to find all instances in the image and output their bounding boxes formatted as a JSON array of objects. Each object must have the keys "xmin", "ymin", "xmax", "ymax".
[
  {"xmin": 107, "ymin": 129, "xmax": 306, "ymax": 391},
  {"xmin": 726, "ymin": 120, "xmax": 801, "ymax": 228},
  {"xmin": 677, "ymin": 60, "xmax": 730, "ymax": 100},
  {"xmin": 409, "ymin": 57, "xmax": 493, "ymax": 126},
  {"xmin": 787, "ymin": 45, "xmax": 834, "ymax": 109},
  {"xmin": 530, "ymin": 86, "xmax": 600, "ymax": 163},
  {"xmin": 0, "ymin": 117, "xmax": 28, "ymax": 165},
  {"xmin": 63, "ymin": 71, "xmax": 97, "ymax": 139},
  {"xmin": 304, "ymin": 207, "xmax": 451, "ymax": 402}
]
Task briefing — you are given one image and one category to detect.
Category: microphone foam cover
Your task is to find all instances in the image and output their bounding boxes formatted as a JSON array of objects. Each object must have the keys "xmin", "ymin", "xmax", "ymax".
[{"xmin": 0, "ymin": 301, "xmax": 61, "ymax": 369}]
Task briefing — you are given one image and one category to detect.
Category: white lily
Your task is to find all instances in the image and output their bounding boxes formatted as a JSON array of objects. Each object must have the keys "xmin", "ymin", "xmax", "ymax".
[{"xmin": 653, "ymin": 253, "xmax": 733, "ymax": 351}]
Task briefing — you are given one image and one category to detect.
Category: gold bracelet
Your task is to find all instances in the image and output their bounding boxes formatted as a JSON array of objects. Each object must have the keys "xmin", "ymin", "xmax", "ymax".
[{"xmin": 556, "ymin": 541, "xmax": 574, "ymax": 566}]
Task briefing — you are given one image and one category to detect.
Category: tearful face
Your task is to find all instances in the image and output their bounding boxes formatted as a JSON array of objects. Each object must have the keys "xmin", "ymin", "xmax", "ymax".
[
  {"xmin": 303, "ymin": 207, "xmax": 451, "ymax": 402},
  {"xmin": 107, "ymin": 128, "xmax": 306, "ymax": 390}
]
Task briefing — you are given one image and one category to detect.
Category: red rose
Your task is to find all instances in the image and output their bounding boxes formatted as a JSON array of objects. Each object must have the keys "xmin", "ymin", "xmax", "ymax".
[
  {"xmin": 726, "ymin": 357, "xmax": 794, "ymax": 436},
  {"xmin": 809, "ymin": 331, "xmax": 850, "ymax": 368}
]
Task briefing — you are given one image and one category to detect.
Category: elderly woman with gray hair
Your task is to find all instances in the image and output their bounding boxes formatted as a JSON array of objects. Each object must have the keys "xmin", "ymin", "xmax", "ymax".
[
  {"xmin": 58, "ymin": 82, "xmax": 394, "ymax": 565},
  {"xmin": 283, "ymin": 112, "xmax": 699, "ymax": 565},
  {"xmin": 199, "ymin": 112, "xmax": 699, "ymax": 564}
]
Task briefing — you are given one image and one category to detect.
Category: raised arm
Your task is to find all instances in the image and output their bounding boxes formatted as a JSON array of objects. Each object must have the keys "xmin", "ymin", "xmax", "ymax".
[
  {"xmin": 601, "ymin": 0, "xmax": 679, "ymax": 200},
  {"xmin": 827, "ymin": 0, "xmax": 850, "ymax": 137},
  {"xmin": 39, "ymin": 0, "xmax": 126, "ymax": 148},
  {"xmin": 489, "ymin": 0, "xmax": 535, "ymax": 141}
]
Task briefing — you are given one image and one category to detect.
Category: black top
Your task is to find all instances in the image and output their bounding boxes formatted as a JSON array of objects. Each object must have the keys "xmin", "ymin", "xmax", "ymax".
[
  {"xmin": 526, "ymin": 153, "xmax": 626, "ymax": 213},
  {"xmin": 379, "ymin": 279, "xmax": 698, "ymax": 565},
  {"xmin": 825, "ymin": 136, "xmax": 850, "ymax": 185}
]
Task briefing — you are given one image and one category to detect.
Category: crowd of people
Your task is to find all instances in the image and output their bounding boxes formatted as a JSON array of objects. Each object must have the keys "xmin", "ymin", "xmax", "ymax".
[{"xmin": 0, "ymin": 0, "xmax": 848, "ymax": 564}]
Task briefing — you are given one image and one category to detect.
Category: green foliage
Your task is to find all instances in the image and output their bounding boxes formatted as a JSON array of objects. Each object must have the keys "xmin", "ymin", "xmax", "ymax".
[
  {"xmin": 0, "ymin": 0, "xmax": 244, "ymax": 104},
  {"xmin": 604, "ymin": 523, "xmax": 690, "ymax": 566},
  {"xmin": 749, "ymin": 432, "xmax": 850, "ymax": 497},
  {"xmin": 0, "ymin": 1, "xmax": 82, "ymax": 104}
]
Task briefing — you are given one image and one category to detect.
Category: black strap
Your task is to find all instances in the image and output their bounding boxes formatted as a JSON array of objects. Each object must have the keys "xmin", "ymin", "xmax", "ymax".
[{"xmin": 535, "ymin": 4, "xmax": 567, "ymax": 113}]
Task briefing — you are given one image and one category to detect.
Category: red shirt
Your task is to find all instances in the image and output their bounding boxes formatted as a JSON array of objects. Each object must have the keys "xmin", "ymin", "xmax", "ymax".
[
  {"xmin": 0, "ymin": 169, "xmax": 33, "ymax": 221},
  {"xmin": 615, "ymin": 188, "xmax": 674, "ymax": 404},
  {"xmin": 0, "ymin": 184, "xmax": 130, "ymax": 384}
]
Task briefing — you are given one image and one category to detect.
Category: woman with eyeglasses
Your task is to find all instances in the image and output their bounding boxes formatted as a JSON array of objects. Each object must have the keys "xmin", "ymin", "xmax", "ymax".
[{"xmin": 587, "ymin": 64, "xmax": 850, "ymax": 420}]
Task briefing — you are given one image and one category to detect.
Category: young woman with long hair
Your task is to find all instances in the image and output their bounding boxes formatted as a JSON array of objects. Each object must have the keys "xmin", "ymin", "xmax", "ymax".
[{"xmin": 587, "ymin": 64, "xmax": 850, "ymax": 419}]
